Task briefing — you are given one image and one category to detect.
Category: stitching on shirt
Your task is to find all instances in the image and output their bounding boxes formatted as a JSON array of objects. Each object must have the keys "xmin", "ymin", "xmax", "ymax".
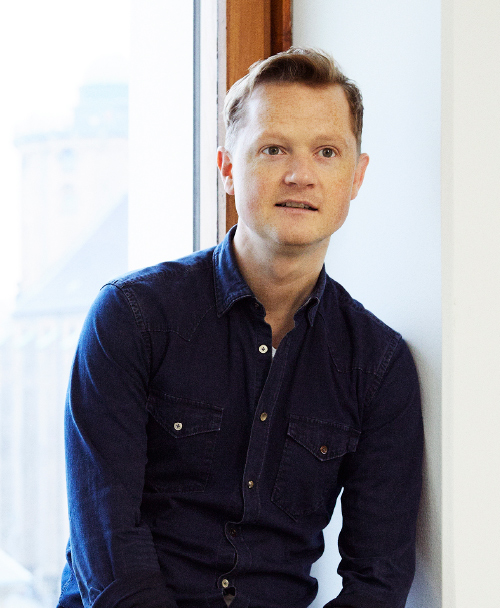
[
  {"xmin": 148, "ymin": 390, "xmax": 218, "ymax": 408},
  {"xmin": 145, "ymin": 301, "xmax": 217, "ymax": 341},
  {"xmin": 318, "ymin": 310, "xmax": 380, "ymax": 376},
  {"xmin": 102, "ymin": 283, "xmax": 153, "ymax": 374},
  {"xmin": 361, "ymin": 379, "xmax": 421, "ymax": 436},
  {"xmin": 108, "ymin": 276, "xmax": 217, "ymax": 341},
  {"xmin": 363, "ymin": 334, "xmax": 402, "ymax": 409},
  {"xmin": 271, "ymin": 430, "xmax": 345, "ymax": 519}
]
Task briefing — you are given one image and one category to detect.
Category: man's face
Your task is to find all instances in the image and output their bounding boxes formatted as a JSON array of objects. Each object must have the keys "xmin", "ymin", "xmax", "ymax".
[{"xmin": 218, "ymin": 82, "xmax": 369, "ymax": 253}]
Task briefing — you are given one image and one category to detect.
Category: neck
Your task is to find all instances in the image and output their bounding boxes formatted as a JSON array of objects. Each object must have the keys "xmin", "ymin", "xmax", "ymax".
[{"xmin": 232, "ymin": 229, "xmax": 328, "ymax": 347}]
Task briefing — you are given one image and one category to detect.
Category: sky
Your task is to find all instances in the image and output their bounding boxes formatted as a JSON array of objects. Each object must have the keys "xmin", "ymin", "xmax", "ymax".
[{"xmin": 0, "ymin": 0, "xmax": 130, "ymax": 314}]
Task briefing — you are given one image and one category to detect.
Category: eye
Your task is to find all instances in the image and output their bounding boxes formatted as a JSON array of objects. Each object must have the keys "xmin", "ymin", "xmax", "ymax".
[
  {"xmin": 263, "ymin": 146, "xmax": 283, "ymax": 156},
  {"xmin": 318, "ymin": 148, "xmax": 336, "ymax": 158}
]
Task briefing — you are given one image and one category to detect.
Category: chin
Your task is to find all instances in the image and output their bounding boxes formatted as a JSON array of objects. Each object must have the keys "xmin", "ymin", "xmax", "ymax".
[{"xmin": 272, "ymin": 230, "xmax": 330, "ymax": 250}]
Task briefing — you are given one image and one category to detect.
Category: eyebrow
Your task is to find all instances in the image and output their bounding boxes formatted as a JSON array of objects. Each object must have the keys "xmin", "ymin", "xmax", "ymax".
[
  {"xmin": 310, "ymin": 132, "xmax": 352, "ymax": 148},
  {"xmin": 256, "ymin": 131, "xmax": 351, "ymax": 149}
]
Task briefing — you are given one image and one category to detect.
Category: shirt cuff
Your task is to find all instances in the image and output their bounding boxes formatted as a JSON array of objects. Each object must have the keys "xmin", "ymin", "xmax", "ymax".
[
  {"xmin": 324, "ymin": 593, "xmax": 400, "ymax": 608},
  {"xmin": 92, "ymin": 572, "xmax": 177, "ymax": 608}
]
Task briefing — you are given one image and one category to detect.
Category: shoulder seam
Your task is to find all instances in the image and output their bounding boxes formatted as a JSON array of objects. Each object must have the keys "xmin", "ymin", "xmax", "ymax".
[
  {"xmin": 102, "ymin": 283, "xmax": 152, "ymax": 373},
  {"xmin": 363, "ymin": 333, "xmax": 403, "ymax": 409}
]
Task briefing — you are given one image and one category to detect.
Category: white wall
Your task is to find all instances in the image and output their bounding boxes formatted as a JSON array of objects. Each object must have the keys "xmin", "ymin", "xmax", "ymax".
[
  {"xmin": 293, "ymin": 2, "xmax": 442, "ymax": 607},
  {"xmin": 442, "ymin": 1, "xmax": 500, "ymax": 606}
]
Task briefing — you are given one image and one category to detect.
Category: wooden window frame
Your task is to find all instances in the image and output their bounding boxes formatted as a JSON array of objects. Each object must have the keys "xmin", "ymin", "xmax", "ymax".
[{"xmin": 217, "ymin": 0, "xmax": 292, "ymax": 237}]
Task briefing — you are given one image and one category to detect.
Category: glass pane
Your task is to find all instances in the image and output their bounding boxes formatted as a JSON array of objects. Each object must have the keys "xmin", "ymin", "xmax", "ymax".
[{"xmin": 0, "ymin": 2, "xmax": 130, "ymax": 606}]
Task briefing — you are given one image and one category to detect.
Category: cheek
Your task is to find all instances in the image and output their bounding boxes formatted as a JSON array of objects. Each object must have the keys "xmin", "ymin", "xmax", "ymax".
[
  {"xmin": 234, "ymin": 167, "xmax": 272, "ymax": 201},
  {"xmin": 324, "ymin": 201, "xmax": 351, "ymax": 236},
  {"xmin": 326, "ymin": 173, "xmax": 356, "ymax": 202},
  {"xmin": 323, "ymin": 178, "xmax": 353, "ymax": 222}
]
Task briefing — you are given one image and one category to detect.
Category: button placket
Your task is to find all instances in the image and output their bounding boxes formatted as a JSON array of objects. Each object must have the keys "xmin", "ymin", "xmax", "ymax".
[{"xmin": 239, "ymin": 317, "xmax": 279, "ymax": 522}]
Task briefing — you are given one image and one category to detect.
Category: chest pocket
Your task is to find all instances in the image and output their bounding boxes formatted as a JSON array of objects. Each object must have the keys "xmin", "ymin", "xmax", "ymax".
[
  {"xmin": 271, "ymin": 415, "xmax": 360, "ymax": 519},
  {"xmin": 145, "ymin": 391, "xmax": 223, "ymax": 493}
]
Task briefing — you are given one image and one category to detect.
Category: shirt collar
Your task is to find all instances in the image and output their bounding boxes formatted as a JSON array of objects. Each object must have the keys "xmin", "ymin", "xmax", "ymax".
[
  {"xmin": 213, "ymin": 226, "xmax": 254, "ymax": 316},
  {"xmin": 213, "ymin": 225, "xmax": 327, "ymax": 326},
  {"xmin": 298, "ymin": 264, "xmax": 326, "ymax": 326}
]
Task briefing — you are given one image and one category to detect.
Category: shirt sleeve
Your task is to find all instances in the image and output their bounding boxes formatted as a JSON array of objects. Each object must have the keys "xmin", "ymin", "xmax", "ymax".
[
  {"xmin": 65, "ymin": 284, "xmax": 177, "ymax": 608},
  {"xmin": 325, "ymin": 338, "xmax": 424, "ymax": 608}
]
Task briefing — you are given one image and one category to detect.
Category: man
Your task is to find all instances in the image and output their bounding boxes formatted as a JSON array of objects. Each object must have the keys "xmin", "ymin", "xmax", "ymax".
[{"xmin": 58, "ymin": 48, "xmax": 423, "ymax": 608}]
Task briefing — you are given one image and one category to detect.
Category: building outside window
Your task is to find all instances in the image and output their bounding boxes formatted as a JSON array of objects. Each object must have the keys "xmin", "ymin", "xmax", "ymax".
[
  {"xmin": 1, "ymin": 4, "xmax": 137, "ymax": 607},
  {"xmin": 0, "ymin": 1, "xmax": 217, "ymax": 602}
]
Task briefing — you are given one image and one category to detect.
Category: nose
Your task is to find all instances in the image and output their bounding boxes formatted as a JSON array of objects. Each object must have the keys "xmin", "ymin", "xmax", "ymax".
[{"xmin": 283, "ymin": 154, "xmax": 317, "ymax": 187}]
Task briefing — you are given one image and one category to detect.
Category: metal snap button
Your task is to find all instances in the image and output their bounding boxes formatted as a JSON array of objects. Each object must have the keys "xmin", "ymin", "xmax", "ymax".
[
  {"xmin": 259, "ymin": 344, "xmax": 268, "ymax": 354},
  {"xmin": 320, "ymin": 445, "xmax": 328, "ymax": 455},
  {"xmin": 174, "ymin": 422, "xmax": 182, "ymax": 431},
  {"xmin": 260, "ymin": 412, "xmax": 268, "ymax": 421},
  {"xmin": 222, "ymin": 579, "xmax": 229, "ymax": 589}
]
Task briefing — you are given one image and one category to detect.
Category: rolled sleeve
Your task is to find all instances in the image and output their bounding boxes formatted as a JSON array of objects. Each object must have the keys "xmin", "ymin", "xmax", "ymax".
[
  {"xmin": 64, "ymin": 284, "xmax": 176, "ymax": 608},
  {"xmin": 326, "ymin": 339, "xmax": 423, "ymax": 608},
  {"xmin": 92, "ymin": 573, "xmax": 175, "ymax": 608}
]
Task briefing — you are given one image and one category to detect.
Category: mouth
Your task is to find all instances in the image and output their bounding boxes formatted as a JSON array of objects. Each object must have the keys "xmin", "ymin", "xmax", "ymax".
[{"xmin": 275, "ymin": 200, "xmax": 317, "ymax": 211}]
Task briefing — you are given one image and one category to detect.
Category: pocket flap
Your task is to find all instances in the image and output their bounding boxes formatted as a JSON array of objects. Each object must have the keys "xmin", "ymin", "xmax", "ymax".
[
  {"xmin": 147, "ymin": 392, "xmax": 223, "ymax": 438},
  {"xmin": 287, "ymin": 415, "xmax": 360, "ymax": 461}
]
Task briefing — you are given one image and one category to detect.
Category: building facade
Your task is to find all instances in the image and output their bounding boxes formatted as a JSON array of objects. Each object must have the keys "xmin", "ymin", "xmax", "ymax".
[{"xmin": 0, "ymin": 74, "xmax": 128, "ymax": 608}]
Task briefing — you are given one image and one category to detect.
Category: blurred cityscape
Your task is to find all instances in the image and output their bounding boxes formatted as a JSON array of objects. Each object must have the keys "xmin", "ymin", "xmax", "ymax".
[{"xmin": 0, "ymin": 64, "xmax": 128, "ymax": 607}]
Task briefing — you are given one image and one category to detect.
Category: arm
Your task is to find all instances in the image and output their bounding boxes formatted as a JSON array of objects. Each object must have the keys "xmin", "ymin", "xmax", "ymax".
[
  {"xmin": 325, "ymin": 339, "xmax": 423, "ymax": 608},
  {"xmin": 65, "ymin": 284, "xmax": 177, "ymax": 608}
]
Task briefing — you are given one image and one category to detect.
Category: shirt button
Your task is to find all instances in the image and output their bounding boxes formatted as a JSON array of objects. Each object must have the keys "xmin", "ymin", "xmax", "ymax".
[
  {"xmin": 229, "ymin": 527, "xmax": 237, "ymax": 537},
  {"xmin": 174, "ymin": 422, "xmax": 182, "ymax": 431},
  {"xmin": 221, "ymin": 579, "xmax": 229, "ymax": 589},
  {"xmin": 320, "ymin": 445, "xmax": 328, "ymax": 455},
  {"xmin": 260, "ymin": 412, "xmax": 268, "ymax": 422},
  {"xmin": 258, "ymin": 344, "xmax": 268, "ymax": 354},
  {"xmin": 248, "ymin": 480, "xmax": 254, "ymax": 489}
]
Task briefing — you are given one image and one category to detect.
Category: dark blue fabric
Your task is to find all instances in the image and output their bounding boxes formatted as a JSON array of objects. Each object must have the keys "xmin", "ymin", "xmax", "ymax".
[{"xmin": 58, "ymin": 227, "xmax": 423, "ymax": 608}]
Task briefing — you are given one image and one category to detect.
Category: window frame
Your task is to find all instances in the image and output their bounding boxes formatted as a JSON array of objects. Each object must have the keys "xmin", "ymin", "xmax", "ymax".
[{"xmin": 217, "ymin": 0, "xmax": 292, "ymax": 237}]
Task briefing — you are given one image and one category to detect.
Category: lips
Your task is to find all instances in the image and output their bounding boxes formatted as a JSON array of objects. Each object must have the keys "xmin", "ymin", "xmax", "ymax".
[{"xmin": 275, "ymin": 200, "xmax": 318, "ymax": 210}]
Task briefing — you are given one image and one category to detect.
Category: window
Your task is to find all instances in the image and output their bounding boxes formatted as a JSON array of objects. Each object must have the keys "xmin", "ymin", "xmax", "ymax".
[{"xmin": 0, "ymin": 3, "xmax": 131, "ymax": 606}]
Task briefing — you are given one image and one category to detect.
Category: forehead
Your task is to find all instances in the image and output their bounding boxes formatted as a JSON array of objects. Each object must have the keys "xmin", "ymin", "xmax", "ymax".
[{"xmin": 243, "ymin": 82, "xmax": 354, "ymax": 140}]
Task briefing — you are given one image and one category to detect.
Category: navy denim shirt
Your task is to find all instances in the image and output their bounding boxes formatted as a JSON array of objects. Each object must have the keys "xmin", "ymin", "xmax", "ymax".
[{"xmin": 59, "ymin": 227, "xmax": 423, "ymax": 608}]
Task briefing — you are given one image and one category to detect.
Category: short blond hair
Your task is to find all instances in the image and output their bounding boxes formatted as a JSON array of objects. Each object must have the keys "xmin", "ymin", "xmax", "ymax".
[{"xmin": 223, "ymin": 47, "xmax": 364, "ymax": 154}]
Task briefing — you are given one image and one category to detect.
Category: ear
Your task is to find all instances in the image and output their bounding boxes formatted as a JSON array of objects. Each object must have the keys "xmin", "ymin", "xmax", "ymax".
[
  {"xmin": 350, "ymin": 153, "xmax": 369, "ymax": 200},
  {"xmin": 217, "ymin": 147, "xmax": 235, "ymax": 195}
]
